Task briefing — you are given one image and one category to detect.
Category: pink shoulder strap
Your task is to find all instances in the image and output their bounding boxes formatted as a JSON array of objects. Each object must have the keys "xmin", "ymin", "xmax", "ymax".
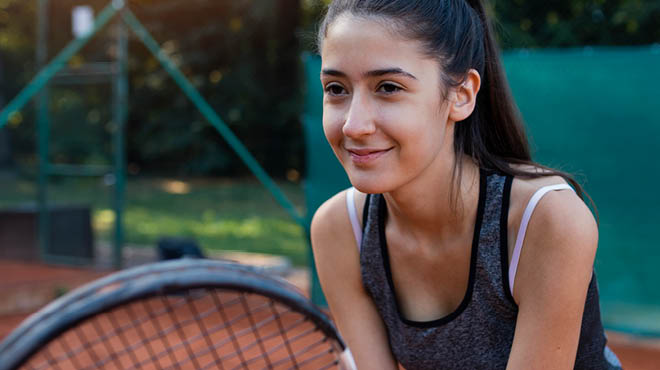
[
  {"xmin": 346, "ymin": 187, "xmax": 362, "ymax": 252},
  {"xmin": 508, "ymin": 183, "xmax": 574, "ymax": 296}
]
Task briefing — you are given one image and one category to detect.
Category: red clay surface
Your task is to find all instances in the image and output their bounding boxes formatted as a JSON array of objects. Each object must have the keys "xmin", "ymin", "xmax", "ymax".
[
  {"xmin": 0, "ymin": 260, "xmax": 108, "ymax": 286},
  {"xmin": 0, "ymin": 260, "xmax": 109, "ymax": 316},
  {"xmin": 1, "ymin": 260, "xmax": 658, "ymax": 369}
]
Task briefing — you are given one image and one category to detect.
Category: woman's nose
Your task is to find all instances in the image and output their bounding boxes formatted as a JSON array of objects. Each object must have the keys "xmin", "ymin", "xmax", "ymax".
[{"xmin": 342, "ymin": 92, "xmax": 376, "ymax": 138}]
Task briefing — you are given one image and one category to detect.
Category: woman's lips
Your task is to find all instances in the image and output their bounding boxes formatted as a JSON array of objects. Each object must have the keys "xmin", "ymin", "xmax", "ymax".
[{"xmin": 346, "ymin": 147, "xmax": 392, "ymax": 165}]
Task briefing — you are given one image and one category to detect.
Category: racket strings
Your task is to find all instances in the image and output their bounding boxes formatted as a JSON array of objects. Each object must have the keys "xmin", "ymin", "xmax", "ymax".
[
  {"xmin": 21, "ymin": 288, "xmax": 343, "ymax": 369},
  {"xmin": 123, "ymin": 304, "xmax": 166, "ymax": 370},
  {"xmin": 185, "ymin": 292, "xmax": 226, "ymax": 369},
  {"xmin": 51, "ymin": 327, "xmax": 84, "ymax": 370},
  {"xmin": 268, "ymin": 301, "xmax": 299, "ymax": 368},
  {"xmin": 230, "ymin": 315, "xmax": 308, "ymax": 362},
  {"xmin": 159, "ymin": 295, "xmax": 204, "ymax": 369},
  {"xmin": 26, "ymin": 346, "xmax": 60, "ymax": 370},
  {"xmin": 89, "ymin": 313, "xmax": 132, "ymax": 369},
  {"xmin": 94, "ymin": 293, "xmax": 238, "ymax": 370},
  {"xmin": 31, "ymin": 297, "xmax": 178, "ymax": 370},
  {"xmin": 127, "ymin": 295, "xmax": 276, "ymax": 369},
  {"xmin": 169, "ymin": 302, "xmax": 277, "ymax": 366},
  {"xmin": 105, "ymin": 312, "xmax": 144, "ymax": 367},
  {"xmin": 26, "ymin": 294, "xmax": 209, "ymax": 370},
  {"xmin": 212, "ymin": 289, "xmax": 251, "ymax": 367},
  {"xmin": 194, "ymin": 313, "xmax": 309, "ymax": 370},
  {"xmin": 197, "ymin": 294, "xmax": 315, "ymax": 369},
  {"xmin": 239, "ymin": 293, "xmax": 273, "ymax": 369},
  {"xmin": 119, "ymin": 295, "xmax": 234, "ymax": 370},
  {"xmin": 34, "ymin": 291, "xmax": 192, "ymax": 369},
  {"xmin": 145, "ymin": 291, "xmax": 339, "ymax": 370},
  {"xmin": 265, "ymin": 327, "xmax": 339, "ymax": 370},
  {"xmin": 291, "ymin": 342, "xmax": 338, "ymax": 369},
  {"xmin": 227, "ymin": 315, "xmax": 309, "ymax": 369}
]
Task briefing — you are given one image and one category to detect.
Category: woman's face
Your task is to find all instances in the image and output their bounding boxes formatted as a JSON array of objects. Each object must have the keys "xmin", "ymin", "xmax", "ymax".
[{"xmin": 320, "ymin": 14, "xmax": 454, "ymax": 194}]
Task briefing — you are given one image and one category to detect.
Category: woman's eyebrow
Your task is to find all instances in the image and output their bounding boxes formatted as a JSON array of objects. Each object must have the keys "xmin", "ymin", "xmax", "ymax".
[
  {"xmin": 365, "ymin": 68, "xmax": 417, "ymax": 80},
  {"xmin": 320, "ymin": 69, "xmax": 346, "ymax": 78},
  {"xmin": 321, "ymin": 68, "xmax": 417, "ymax": 80}
]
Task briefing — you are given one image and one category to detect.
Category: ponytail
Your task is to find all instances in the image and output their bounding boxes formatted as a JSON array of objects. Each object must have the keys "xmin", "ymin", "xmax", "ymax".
[{"xmin": 456, "ymin": 0, "xmax": 594, "ymax": 216}]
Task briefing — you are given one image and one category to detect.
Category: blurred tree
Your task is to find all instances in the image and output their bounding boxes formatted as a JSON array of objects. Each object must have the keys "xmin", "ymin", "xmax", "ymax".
[
  {"xmin": 1, "ymin": 0, "xmax": 657, "ymax": 177},
  {"xmin": 1, "ymin": 0, "xmax": 303, "ymax": 178},
  {"xmin": 491, "ymin": 0, "xmax": 660, "ymax": 49},
  {"xmin": 0, "ymin": 0, "xmax": 37, "ymax": 169},
  {"xmin": 301, "ymin": 0, "xmax": 660, "ymax": 49},
  {"xmin": 0, "ymin": 49, "xmax": 10, "ymax": 168},
  {"xmin": 126, "ymin": 0, "xmax": 303, "ymax": 177}
]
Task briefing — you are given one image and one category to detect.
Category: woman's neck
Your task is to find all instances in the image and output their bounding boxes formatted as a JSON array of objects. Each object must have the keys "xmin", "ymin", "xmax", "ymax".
[{"xmin": 383, "ymin": 154, "xmax": 481, "ymax": 244}]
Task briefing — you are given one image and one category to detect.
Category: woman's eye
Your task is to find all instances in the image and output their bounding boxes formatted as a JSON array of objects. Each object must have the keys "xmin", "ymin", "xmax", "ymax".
[
  {"xmin": 324, "ymin": 84, "xmax": 347, "ymax": 96},
  {"xmin": 377, "ymin": 83, "xmax": 403, "ymax": 94}
]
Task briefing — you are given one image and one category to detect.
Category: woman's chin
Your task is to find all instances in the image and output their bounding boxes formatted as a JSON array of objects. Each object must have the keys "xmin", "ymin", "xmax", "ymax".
[{"xmin": 348, "ymin": 175, "xmax": 396, "ymax": 195}]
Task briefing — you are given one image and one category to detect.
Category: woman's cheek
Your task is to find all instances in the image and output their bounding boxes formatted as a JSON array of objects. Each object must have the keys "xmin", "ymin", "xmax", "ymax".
[{"xmin": 322, "ymin": 112, "xmax": 345, "ymax": 153}]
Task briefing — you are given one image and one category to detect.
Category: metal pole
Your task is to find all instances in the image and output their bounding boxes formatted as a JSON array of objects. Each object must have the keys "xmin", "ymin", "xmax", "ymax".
[
  {"xmin": 36, "ymin": 0, "xmax": 50, "ymax": 261},
  {"xmin": 121, "ymin": 9, "xmax": 306, "ymax": 227},
  {"xmin": 112, "ymin": 10, "xmax": 128, "ymax": 270}
]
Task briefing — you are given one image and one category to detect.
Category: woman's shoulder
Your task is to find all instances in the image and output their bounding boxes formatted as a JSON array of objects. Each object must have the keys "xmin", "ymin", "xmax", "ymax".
[
  {"xmin": 311, "ymin": 188, "xmax": 369, "ymax": 237},
  {"xmin": 507, "ymin": 164, "xmax": 592, "ymax": 222},
  {"xmin": 505, "ymin": 164, "xmax": 599, "ymax": 306},
  {"xmin": 507, "ymin": 163, "xmax": 598, "ymax": 265},
  {"xmin": 511, "ymin": 173, "xmax": 572, "ymax": 215},
  {"xmin": 507, "ymin": 165, "xmax": 598, "ymax": 286},
  {"xmin": 310, "ymin": 188, "xmax": 369, "ymax": 253},
  {"xmin": 507, "ymin": 163, "xmax": 568, "ymax": 190},
  {"xmin": 310, "ymin": 188, "xmax": 367, "ymax": 297}
]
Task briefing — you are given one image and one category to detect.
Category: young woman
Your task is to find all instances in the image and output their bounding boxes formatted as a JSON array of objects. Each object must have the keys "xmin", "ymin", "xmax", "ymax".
[{"xmin": 310, "ymin": 1, "xmax": 622, "ymax": 369}]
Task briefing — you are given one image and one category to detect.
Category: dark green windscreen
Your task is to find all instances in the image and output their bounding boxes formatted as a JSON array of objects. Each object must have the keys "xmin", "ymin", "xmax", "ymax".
[
  {"xmin": 303, "ymin": 46, "xmax": 660, "ymax": 334},
  {"xmin": 502, "ymin": 46, "xmax": 660, "ymax": 334},
  {"xmin": 302, "ymin": 53, "xmax": 350, "ymax": 306}
]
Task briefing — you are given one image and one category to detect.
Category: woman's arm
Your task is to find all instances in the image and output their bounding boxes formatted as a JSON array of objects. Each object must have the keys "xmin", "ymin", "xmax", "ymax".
[
  {"xmin": 507, "ymin": 189, "xmax": 599, "ymax": 369},
  {"xmin": 311, "ymin": 190, "xmax": 398, "ymax": 370}
]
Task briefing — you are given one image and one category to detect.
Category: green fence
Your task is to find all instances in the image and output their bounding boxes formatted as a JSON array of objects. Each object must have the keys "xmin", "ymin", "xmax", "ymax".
[
  {"xmin": 0, "ymin": 1, "xmax": 306, "ymax": 270},
  {"xmin": 302, "ymin": 46, "xmax": 660, "ymax": 335},
  {"xmin": 504, "ymin": 46, "xmax": 660, "ymax": 335}
]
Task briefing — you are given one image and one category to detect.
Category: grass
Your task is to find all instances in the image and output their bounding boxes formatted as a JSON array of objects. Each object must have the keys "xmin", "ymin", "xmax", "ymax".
[{"xmin": 0, "ymin": 174, "xmax": 309, "ymax": 265}]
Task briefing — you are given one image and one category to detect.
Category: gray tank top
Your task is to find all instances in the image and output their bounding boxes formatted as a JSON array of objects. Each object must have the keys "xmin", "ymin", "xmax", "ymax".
[{"xmin": 359, "ymin": 170, "xmax": 622, "ymax": 369}]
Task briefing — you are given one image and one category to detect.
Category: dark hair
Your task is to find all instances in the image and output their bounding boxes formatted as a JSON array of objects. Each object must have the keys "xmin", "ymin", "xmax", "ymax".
[{"xmin": 317, "ymin": 0, "xmax": 595, "ymax": 214}]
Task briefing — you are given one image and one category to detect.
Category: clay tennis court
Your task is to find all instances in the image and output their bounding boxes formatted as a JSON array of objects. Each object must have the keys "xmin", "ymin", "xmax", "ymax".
[{"xmin": 1, "ymin": 260, "xmax": 658, "ymax": 369}]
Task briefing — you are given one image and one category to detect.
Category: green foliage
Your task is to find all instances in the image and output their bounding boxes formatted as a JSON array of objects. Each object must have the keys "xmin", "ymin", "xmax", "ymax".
[
  {"xmin": 126, "ymin": 0, "xmax": 303, "ymax": 176},
  {"xmin": 0, "ymin": 176, "xmax": 309, "ymax": 265},
  {"xmin": 2, "ymin": 0, "xmax": 303, "ymax": 177},
  {"xmin": 491, "ymin": 0, "xmax": 660, "ymax": 49},
  {"xmin": 301, "ymin": 0, "xmax": 660, "ymax": 50}
]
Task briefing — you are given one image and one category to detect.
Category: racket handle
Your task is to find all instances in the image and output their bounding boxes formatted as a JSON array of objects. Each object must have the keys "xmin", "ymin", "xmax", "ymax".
[{"xmin": 339, "ymin": 348, "xmax": 358, "ymax": 370}]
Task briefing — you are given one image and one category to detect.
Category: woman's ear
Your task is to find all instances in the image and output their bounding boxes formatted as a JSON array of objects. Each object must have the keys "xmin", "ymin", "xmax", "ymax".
[{"xmin": 448, "ymin": 69, "xmax": 481, "ymax": 122}]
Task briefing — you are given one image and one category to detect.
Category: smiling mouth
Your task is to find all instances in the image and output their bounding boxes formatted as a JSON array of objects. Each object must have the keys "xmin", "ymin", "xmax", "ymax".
[{"xmin": 346, "ymin": 148, "xmax": 392, "ymax": 164}]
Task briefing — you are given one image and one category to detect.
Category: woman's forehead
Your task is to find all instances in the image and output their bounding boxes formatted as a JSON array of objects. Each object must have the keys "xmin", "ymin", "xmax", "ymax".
[{"xmin": 320, "ymin": 14, "xmax": 437, "ymax": 79}]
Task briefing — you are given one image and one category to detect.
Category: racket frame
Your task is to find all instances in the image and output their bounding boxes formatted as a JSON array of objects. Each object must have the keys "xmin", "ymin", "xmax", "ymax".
[{"xmin": 0, "ymin": 259, "xmax": 347, "ymax": 370}]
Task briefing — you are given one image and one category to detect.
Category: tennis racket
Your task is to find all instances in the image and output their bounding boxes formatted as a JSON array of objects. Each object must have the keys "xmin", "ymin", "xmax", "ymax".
[{"xmin": 0, "ymin": 259, "xmax": 356, "ymax": 370}]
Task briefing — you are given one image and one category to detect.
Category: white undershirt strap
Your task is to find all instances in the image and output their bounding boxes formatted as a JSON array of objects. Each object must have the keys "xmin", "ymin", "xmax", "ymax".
[
  {"xmin": 508, "ymin": 183, "xmax": 574, "ymax": 297},
  {"xmin": 346, "ymin": 187, "xmax": 363, "ymax": 252}
]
